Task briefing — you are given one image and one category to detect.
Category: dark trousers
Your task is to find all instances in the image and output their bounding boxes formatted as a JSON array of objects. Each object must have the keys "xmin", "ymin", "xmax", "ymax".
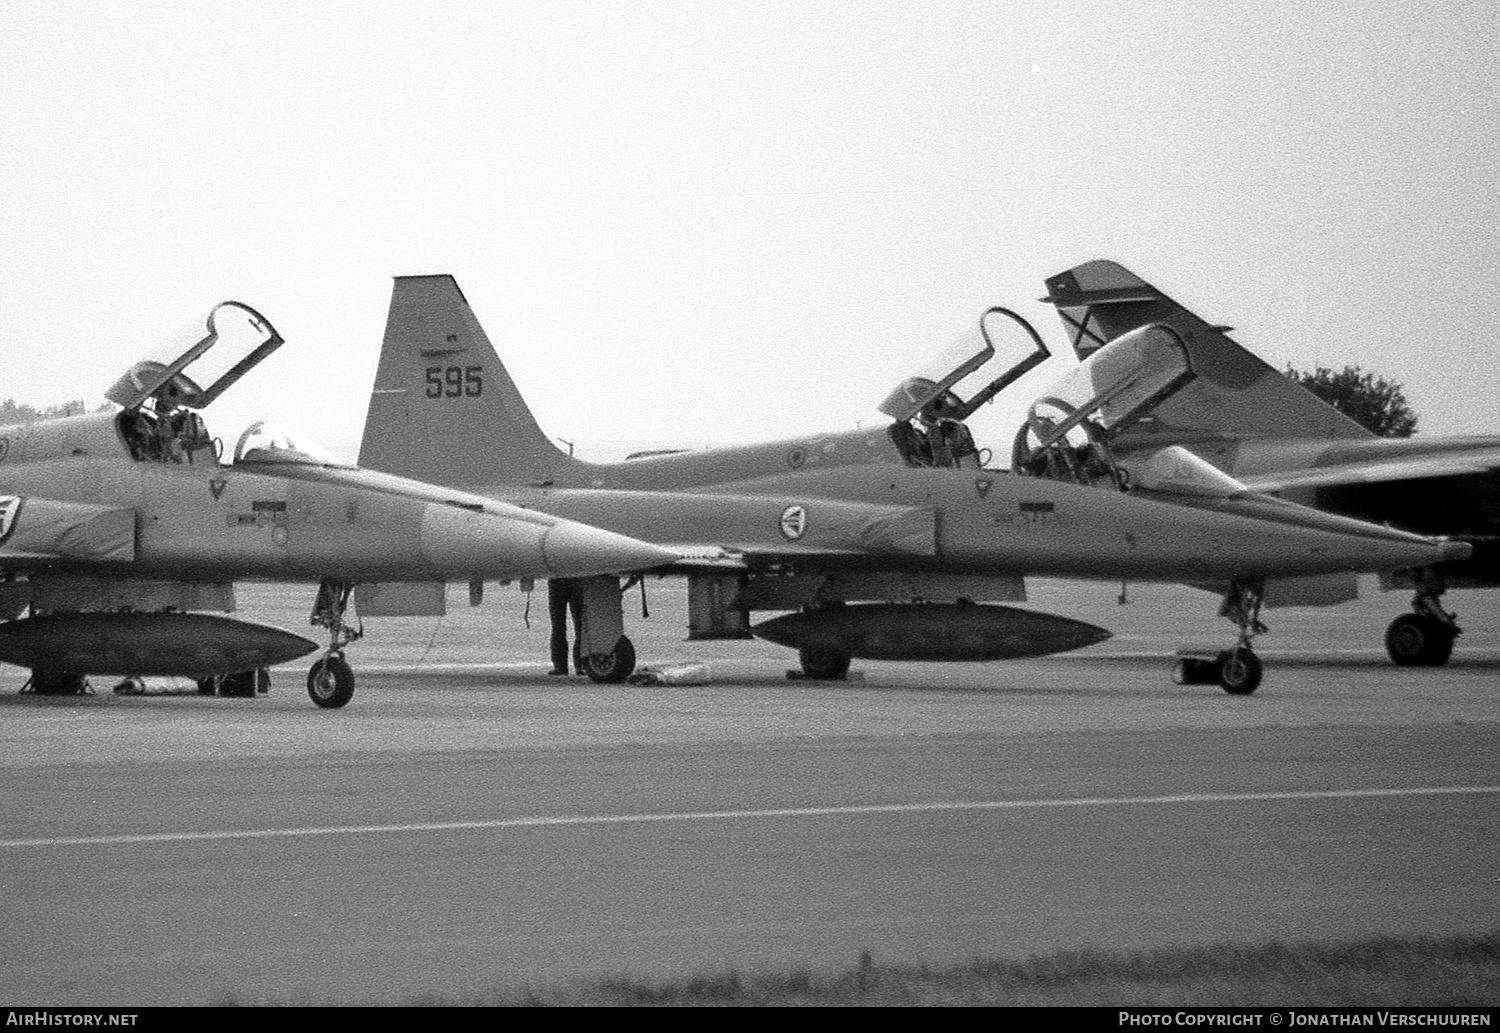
[{"xmin": 548, "ymin": 579, "xmax": 583, "ymax": 672}]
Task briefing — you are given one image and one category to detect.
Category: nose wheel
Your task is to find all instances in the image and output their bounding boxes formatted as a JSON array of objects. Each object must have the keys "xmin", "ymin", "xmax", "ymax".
[
  {"xmin": 1171, "ymin": 646, "xmax": 1263, "ymax": 695},
  {"xmin": 307, "ymin": 653, "xmax": 355, "ymax": 709},
  {"xmin": 1175, "ymin": 579, "xmax": 1267, "ymax": 695},
  {"xmin": 307, "ymin": 580, "xmax": 361, "ymax": 709},
  {"xmin": 1216, "ymin": 646, "xmax": 1263, "ymax": 695}
]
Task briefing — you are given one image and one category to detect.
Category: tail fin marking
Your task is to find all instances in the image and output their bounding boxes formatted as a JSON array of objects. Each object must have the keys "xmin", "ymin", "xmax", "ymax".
[{"xmin": 358, "ymin": 275, "xmax": 575, "ymax": 487}]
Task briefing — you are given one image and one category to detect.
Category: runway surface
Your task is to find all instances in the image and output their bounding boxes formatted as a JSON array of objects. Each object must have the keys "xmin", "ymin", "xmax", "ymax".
[{"xmin": 0, "ymin": 579, "xmax": 1496, "ymax": 1005}]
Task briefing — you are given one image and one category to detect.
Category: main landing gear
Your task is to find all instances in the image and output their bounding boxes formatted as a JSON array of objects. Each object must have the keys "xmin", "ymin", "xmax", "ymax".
[
  {"xmin": 576, "ymin": 635, "xmax": 637, "ymax": 684},
  {"xmin": 1385, "ymin": 569, "xmax": 1459, "ymax": 667},
  {"xmin": 1172, "ymin": 578, "xmax": 1266, "ymax": 695},
  {"xmin": 307, "ymin": 579, "xmax": 360, "ymax": 708}
]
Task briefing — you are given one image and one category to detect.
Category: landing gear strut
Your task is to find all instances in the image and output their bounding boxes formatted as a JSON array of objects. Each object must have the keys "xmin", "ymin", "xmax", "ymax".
[
  {"xmin": 307, "ymin": 579, "xmax": 360, "ymax": 708},
  {"xmin": 1212, "ymin": 578, "xmax": 1265, "ymax": 695},
  {"xmin": 1386, "ymin": 569, "xmax": 1459, "ymax": 667},
  {"xmin": 1173, "ymin": 579, "xmax": 1266, "ymax": 695}
]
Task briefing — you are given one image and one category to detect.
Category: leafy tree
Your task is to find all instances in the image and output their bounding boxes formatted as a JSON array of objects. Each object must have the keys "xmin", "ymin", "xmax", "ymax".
[
  {"xmin": 1283, "ymin": 364, "xmax": 1418, "ymax": 438},
  {"xmin": 0, "ymin": 398, "xmax": 111, "ymax": 423}
]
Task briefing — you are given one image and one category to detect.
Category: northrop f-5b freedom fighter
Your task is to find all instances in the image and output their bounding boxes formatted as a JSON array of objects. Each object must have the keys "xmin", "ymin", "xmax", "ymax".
[{"xmin": 0, "ymin": 301, "xmax": 675, "ymax": 707}]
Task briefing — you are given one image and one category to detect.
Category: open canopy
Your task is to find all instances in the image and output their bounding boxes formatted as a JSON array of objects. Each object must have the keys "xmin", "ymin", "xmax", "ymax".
[
  {"xmin": 105, "ymin": 301, "xmax": 284, "ymax": 412},
  {"xmin": 1022, "ymin": 323, "xmax": 1195, "ymax": 450},
  {"xmin": 877, "ymin": 307, "xmax": 1051, "ymax": 423}
]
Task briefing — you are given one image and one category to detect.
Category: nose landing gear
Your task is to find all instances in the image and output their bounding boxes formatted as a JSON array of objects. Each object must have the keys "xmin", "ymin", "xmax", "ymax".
[
  {"xmin": 1172, "ymin": 579, "xmax": 1266, "ymax": 695},
  {"xmin": 307, "ymin": 580, "xmax": 361, "ymax": 708}
]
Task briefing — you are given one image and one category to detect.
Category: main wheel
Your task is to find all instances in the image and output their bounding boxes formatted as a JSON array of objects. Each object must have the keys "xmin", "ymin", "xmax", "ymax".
[
  {"xmin": 306, "ymin": 655, "xmax": 355, "ymax": 708},
  {"xmin": 1385, "ymin": 614, "xmax": 1455, "ymax": 667},
  {"xmin": 1217, "ymin": 648, "xmax": 1263, "ymax": 696},
  {"xmin": 799, "ymin": 647, "xmax": 852, "ymax": 680},
  {"xmin": 579, "ymin": 635, "xmax": 636, "ymax": 684}
]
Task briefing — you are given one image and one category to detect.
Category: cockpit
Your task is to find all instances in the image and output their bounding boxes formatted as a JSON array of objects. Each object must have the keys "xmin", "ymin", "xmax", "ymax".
[
  {"xmin": 231, "ymin": 421, "xmax": 350, "ymax": 468},
  {"xmin": 1009, "ymin": 322, "xmax": 1252, "ymax": 500},
  {"xmin": 876, "ymin": 309, "xmax": 1253, "ymax": 502},
  {"xmin": 878, "ymin": 307, "xmax": 1052, "ymax": 470},
  {"xmin": 106, "ymin": 301, "xmax": 286, "ymax": 467}
]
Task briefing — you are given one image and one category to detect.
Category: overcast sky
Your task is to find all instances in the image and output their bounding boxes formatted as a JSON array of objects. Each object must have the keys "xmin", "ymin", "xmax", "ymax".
[{"xmin": 3, "ymin": 1, "xmax": 1496, "ymax": 461}]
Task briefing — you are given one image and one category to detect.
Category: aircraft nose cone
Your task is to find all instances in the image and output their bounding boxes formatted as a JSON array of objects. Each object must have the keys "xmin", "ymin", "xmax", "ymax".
[
  {"xmin": 419, "ymin": 505, "xmax": 674, "ymax": 578},
  {"xmin": 1359, "ymin": 531, "xmax": 1473, "ymax": 572},
  {"xmin": 540, "ymin": 520, "xmax": 677, "ymax": 577},
  {"xmin": 1439, "ymin": 539, "xmax": 1474, "ymax": 564}
]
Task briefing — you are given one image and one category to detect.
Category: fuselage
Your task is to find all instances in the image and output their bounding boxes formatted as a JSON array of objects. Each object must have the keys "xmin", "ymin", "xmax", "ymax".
[
  {"xmin": 248, "ymin": 450, "xmax": 1470, "ymax": 583},
  {"xmin": 1109, "ymin": 432, "xmax": 1500, "ymax": 586},
  {"xmin": 0, "ymin": 412, "xmax": 672, "ymax": 584}
]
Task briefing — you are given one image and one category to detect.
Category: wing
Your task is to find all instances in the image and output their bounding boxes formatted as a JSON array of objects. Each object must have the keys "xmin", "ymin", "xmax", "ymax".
[
  {"xmin": 1239, "ymin": 445, "xmax": 1500, "ymax": 493},
  {"xmin": 0, "ymin": 496, "xmax": 136, "ymax": 569}
]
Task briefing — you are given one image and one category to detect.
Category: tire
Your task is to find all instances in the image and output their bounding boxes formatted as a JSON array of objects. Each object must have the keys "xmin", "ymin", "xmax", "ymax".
[
  {"xmin": 1385, "ymin": 614, "xmax": 1454, "ymax": 667},
  {"xmin": 1217, "ymin": 649, "xmax": 1263, "ymax": 696},
  {"xmin": 1425, "ymin": 629, "xmax": 1456, "ymax": 666},
  {"xmin": 579, "ymin": 635, "xmax": 636, "ymax": 684},
  {"xmin": 306, "ymin": 655, "xmax": 355, "ymax": 709},
  {"xmin": 799, "ymin": 647, "xmax": 852, "ymax": 680}
]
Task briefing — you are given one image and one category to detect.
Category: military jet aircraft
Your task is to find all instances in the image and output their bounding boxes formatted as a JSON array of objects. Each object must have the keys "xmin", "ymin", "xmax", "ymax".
[
  {"xmin": 0, "ymin": 300, "xmax": 677, "ymax": 707},
  {"xmin": 1039, "ymin": 259, "xmax": 1500, "ymax": 668},
  {"xmin": 353, "ymin": 275, "xmax": 1469, "ymax": 695}
]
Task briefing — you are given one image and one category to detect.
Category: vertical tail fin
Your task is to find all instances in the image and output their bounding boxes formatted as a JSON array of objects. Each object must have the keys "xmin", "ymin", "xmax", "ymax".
[
  {"xmin": 1041, "ymin": 260, "xmax": 1373, "ymax": 445},
  {"xmin": 358, "ymin": 275, "xmax": 576, "ymax": 486}
]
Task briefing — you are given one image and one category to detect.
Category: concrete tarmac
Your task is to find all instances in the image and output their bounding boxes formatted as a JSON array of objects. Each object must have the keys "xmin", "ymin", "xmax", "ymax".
[{"xmin": 0, "ymin": 580, "xmax": 1495, "ymax": 1005}]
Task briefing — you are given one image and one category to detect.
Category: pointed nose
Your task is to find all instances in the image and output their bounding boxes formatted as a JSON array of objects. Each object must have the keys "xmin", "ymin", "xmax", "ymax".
[
  {"xmin": 418, "ymin": 504, "xmax": 675, "ymax": 578},
  {"xmin": 1439, "ymin": 539, "xmax": 1474, "ymax": 564},
  {"xmin": 1307, "ymin": 528, "xmax": 1472, "ymax": 575},
  {"xmin": 540, "ymin": 519, "xmax": 678, "ymax": 576}
]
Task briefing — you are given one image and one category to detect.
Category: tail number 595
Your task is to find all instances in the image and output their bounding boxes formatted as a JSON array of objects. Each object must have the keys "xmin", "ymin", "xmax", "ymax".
[{"xmin": 425, "ymin": 366, "xmax": 483, "ymax": 398}]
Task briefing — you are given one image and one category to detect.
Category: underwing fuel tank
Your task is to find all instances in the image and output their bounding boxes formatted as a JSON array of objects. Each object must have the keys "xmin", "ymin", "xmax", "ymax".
[
  {"xmin": 0, "ymin": 612, "xmax": 318, "ymax": 677},
  {"xmin": 752, "ymin": 604, "xmax": 1112, "ymax": 661}
]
